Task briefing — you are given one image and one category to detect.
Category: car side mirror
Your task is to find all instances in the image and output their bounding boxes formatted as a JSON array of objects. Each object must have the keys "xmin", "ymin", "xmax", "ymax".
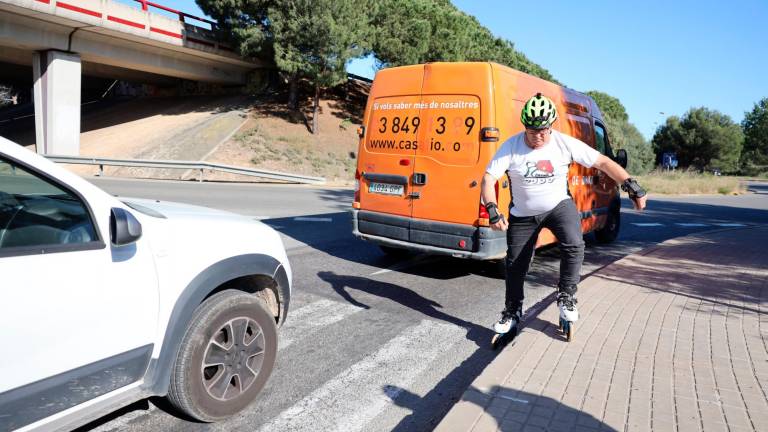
[
  {"xmin": 110, "ymin": 207, "xmax": 142, "ymax": 246},
  {"xmin": 615, "ymin": 149, "xmax": 628, "ymax": 169}
]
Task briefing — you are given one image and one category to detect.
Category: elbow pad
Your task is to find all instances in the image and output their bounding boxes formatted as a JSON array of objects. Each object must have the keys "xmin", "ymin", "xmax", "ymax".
[{"xmin": 621, "ymin": 178, "xmax": 646, "ymax": 199}]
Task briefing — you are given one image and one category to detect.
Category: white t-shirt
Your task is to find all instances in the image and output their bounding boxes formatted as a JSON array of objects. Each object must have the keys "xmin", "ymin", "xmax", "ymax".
[{"xmin": 486, "ymin": 129, "xmax": 601, "ymax": 217}]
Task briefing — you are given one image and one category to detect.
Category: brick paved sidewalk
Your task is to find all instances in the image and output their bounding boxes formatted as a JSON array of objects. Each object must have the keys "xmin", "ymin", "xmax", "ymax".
[{"xmin": 436, "ymin": 227, "xmax": 768, "ymax": 432}]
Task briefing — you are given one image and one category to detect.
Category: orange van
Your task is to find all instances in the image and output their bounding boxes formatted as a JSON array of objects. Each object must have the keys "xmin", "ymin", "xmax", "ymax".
[{"xmin": 351, "ymin": 62, "xmax": 628, "ymax": 259}]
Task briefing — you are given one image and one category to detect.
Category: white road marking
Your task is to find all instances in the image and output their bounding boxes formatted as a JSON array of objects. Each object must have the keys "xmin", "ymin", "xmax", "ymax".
[
  {"xmin": 675, "ymin": 223, "xmax": 709, "ymax": 227},
  {"xmin": 294, "ymin": 217, "xmax": 333, "ymax": 222},
  {"xmin": 631, "ymin": 223, "xmax": 664, "ymax": 227},
  {"xmin": 279, "ymin": 299, "xmax": 365, "ymax": 351},
  {"xmin": 252, "ymin": 216, "xmax": 271, "ymax": 220},
  {"xmin": 715, "ymin": 223, "xmax": 746, "ymax": 227},
  {"xmin": 256, "ymin": 320, "xmax": 463, "ymax": 432}
]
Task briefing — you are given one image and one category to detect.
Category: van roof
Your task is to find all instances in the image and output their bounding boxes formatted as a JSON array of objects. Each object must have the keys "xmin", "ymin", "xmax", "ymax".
[{"xmin": 372, "ymin": 62, "xmax": 604, "ymax": 123}]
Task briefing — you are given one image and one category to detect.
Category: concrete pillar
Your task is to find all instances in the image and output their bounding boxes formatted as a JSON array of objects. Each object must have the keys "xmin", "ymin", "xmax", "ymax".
[{"xmin": 33, "ymin": 50, "xmax": 81, "ymax": 155}]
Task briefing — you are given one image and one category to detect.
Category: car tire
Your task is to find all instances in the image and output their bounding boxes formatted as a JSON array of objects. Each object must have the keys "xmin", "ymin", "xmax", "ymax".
[
  {"xmin": 167, "ymin": 290, "xmax": 278, "ymax": 422},
  {"xmin": 595, "ymin": 205, "xmax": 620, "ymax": 244}
]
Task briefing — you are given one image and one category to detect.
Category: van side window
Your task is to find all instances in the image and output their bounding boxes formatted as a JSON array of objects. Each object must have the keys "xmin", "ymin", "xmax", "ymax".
[
  {"xmin": 0, "ymin": 157, "xmax": 98, "ymax": 250},
  {"xmin": 594, "ymin": 122, "xmax": 613, "ymax": 157}
]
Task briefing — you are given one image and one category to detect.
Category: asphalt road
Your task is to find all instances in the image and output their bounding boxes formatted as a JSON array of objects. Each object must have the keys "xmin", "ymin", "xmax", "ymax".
[{"xmin": 76, "ymin": 177, "xmax": 768, "ymax": 432}]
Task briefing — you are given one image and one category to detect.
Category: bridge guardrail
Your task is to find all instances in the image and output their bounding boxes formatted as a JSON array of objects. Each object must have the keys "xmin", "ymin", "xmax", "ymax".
[{"xmin": 45, "ymin": 155, "xmax": 326, "ymax": 184}]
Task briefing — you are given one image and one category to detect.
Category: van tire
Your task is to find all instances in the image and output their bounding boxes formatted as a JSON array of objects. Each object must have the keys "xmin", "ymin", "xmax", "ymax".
[
  {"xmin": 595, "ymin": 206, "xmax": 620, "ymax": 244},
  {"xmin": 167, "ymin": 290, "xmax": 277, "ymax": 422}
]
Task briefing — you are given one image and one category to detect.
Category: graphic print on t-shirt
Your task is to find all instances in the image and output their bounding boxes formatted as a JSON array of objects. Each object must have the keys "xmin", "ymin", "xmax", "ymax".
[{"xmin": 524, "ymin": 160, "xmax": 555, "ymax": 184}]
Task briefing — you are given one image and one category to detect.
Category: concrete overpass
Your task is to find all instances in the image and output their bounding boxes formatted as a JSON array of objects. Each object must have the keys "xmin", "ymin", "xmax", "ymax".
[{"xmin": 0, "ymin": 0, "xmax": 266, "ymax": 154}]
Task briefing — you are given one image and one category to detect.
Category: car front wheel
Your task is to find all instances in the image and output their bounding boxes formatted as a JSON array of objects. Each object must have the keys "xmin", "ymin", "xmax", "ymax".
[{"xmin": 167, "ymin": 290, "xmax": 277, "ymax": 422}]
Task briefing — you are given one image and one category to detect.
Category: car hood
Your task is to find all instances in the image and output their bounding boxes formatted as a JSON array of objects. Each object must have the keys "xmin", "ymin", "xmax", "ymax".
[
  {"xmin": 120, "ymin": 197, "xmax": 253, "ymax": 222},
  {"xmin": 118, "ymin": 197, "xmax": 290, "ymax": 274}
]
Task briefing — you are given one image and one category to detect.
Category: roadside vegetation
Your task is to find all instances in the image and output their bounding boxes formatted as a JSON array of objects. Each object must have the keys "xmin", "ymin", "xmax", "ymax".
[
  {"xmin": 197, "ymin": 0, "xmax": 554, "ymax": 134},
  {"xmin": 636, "ymin": 170, "xmax": 746, "ymax": 195}
]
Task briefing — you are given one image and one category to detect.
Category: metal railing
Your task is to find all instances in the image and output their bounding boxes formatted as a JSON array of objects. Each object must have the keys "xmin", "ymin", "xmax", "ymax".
[
  {"xmin": 45, "ymin": 155, "xmax": 325, "ymax": 185},
  {"xmin": 132, "ymin": 0, "xmax": 217, "ymax": 28}
]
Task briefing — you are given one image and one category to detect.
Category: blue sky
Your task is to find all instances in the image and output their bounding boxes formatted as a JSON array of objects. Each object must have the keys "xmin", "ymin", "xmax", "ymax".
[{"xmin": 158, "ymin": 0, "xmax": 767, "ymax": 139}]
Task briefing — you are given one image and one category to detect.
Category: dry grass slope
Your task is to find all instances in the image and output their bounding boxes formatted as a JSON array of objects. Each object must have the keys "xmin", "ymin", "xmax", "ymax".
[
  {"xmin": 204, "ymin": 80, "xmax": 368, "ymax": 185},
  {"xmin": 636, "ymin": 170, "xmax": 746, "ymax": 195}
]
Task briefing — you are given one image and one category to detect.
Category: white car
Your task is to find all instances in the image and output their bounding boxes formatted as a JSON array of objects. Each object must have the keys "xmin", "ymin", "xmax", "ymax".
[{"xmin": 0, "ymin": 137, "xmax": 292, "ymax": 431}]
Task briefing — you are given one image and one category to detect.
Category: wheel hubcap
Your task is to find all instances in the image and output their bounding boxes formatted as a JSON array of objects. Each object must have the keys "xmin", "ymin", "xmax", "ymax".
[{"xmin": 202, "ymin": 317, "xmax": 265, "ymax": 401}]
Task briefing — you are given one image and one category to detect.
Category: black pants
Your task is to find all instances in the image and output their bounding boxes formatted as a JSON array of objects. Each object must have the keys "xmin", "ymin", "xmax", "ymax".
[{"xmin": 504, "ymin": 198, "xmax": 584, "ymax": 312}]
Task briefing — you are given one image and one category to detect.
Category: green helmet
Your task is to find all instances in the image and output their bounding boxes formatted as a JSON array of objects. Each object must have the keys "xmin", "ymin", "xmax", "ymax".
[{"xmin": 521, "ymin": 93, "xmax": 558, "ymax": 129}]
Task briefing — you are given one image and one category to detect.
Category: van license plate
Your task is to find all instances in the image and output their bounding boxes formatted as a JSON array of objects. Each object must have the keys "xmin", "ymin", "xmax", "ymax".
[{"xmin": 369, "ymin": 182, "xmax": 404, "ymax": 196}]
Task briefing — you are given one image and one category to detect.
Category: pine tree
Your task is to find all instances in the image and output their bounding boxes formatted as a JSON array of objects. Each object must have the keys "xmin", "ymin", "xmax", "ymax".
[
  {"xmin": 741, "ymin": 98, "xmax": 768, "ymax": 170},
  {"xmin": 269, "ymin": 0, "xmax": 374, "ymax": 133}
]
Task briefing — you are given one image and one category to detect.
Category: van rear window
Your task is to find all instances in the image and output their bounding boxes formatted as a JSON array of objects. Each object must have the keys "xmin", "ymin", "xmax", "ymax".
[{"xmin": 366, "ymin": 95, "xmax": 481, "ymax": 166}]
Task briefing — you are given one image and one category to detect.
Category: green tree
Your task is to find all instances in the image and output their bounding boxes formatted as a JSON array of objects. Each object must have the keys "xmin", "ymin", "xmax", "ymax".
[
  {"xmin": 585, "ymin": 91, "xmax": 628, "ymax": 122},
  {"xmin": 741, "ymin": 97, "xmax": 768, "ymax": 169},
  {"xmin": 268, "ymin": 0, "xmax": 374, "ymax": 133},
  {"xmin": 195, "ymin": 0, "xmax": 274, "ymax": 58},
  {"xmin": 371, "ymin": 0, "xmax": 432, "ymax": 67},
  {"xmin": 652, "ymin": 108, "xmax": 743, "ymax": 172},
  {"xmin": 372, "ymin": 0, "xmax": 555, "ymax": 82},
  {"xmin": 604, "ymin": 115, "xmax": 654, "ymax": 175}
]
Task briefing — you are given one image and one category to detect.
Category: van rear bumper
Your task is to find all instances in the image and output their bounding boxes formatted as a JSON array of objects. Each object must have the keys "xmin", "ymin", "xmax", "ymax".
[{"xmin": 352, "ymin": 209, "xmax": 507, "ymax": 260}]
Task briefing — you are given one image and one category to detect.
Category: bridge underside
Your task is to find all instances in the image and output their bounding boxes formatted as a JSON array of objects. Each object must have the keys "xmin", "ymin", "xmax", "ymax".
[
  {"xmin": 0, "ymin": 9, "xmax": 257, "ymax": 84},
  {"xmin": 0, "ymin": 46, "xmax": 179, "ymax": 86},
  {"xmin": 0, "ymin": 4, "xmax": 265, "ymax": 155}
]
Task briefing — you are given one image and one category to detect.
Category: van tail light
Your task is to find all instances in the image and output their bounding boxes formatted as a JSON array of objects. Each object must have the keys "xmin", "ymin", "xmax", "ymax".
[
  {"xmin": 353, "ymin": 170, "xmax": 361, "ymax": 208},
  {"xmin": 477, "ymin": 181, "xmax": 500, "ymax": 226},
  {"xmin": 478, "ymin": 203, "xmax": 490, "ymax": 226},
  {"xmin": 481, "ymin": 127, "xmax": 500, "ymax": 142}
]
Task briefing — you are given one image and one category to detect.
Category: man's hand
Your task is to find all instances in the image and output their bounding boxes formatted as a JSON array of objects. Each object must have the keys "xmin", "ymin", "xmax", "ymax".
[
  {"xmin": 631, "ymin": 194, "xmax": 647, "ymax": 211},
  {"xmin": 491, "ymin": 215, "xmax": 508, "ymax": 231}
]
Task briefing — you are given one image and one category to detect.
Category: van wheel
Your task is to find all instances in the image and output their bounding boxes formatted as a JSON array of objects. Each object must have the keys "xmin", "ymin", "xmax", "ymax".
[
  {"xmin": 595, "ymin": 206, "xmax": 620, "ymax": 244},
  {"xmin": 167, "ymin": 290, "xmax": 277, "ymax": 422},
  {"xmin": 379, "ymin": 245, "xmax": 410, "ymax": 257}
]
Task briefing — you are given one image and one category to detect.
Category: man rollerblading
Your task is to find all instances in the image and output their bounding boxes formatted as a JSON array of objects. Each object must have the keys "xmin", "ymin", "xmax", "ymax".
[{"xmin": 482, "ymin": 93, "xmax": 647, "ymax": 347}]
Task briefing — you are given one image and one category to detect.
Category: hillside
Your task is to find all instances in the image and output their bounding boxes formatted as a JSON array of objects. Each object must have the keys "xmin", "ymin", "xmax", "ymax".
[
  {"xmin": 1, "ymin": 81, "xmax": 368, "ymax": 185},
  {"xmin": 204, "ymin": 80, "xmax": 368, "ymax": 185}
]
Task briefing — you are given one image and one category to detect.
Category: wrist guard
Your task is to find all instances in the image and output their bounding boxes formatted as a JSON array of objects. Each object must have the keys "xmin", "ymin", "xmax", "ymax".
[
  {"xmin": 485, "ymin": 203, "xmax": 502, "ymax": 224},
  {"xmin": 621, "ymin": 178, "xmax": 646, "ymax": 199},
  {"xmin": 485, "ymin": 203, "xmax": 501, "ymax": 224}
]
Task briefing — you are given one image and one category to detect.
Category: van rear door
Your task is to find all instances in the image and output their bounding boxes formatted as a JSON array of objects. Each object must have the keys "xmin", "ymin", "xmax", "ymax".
[
  {"xmin": 410, "ymin": 63, "xmax": 493, "ymax": 230},
  {"xmin": 357, "ymin": 66, "xmax": 424, "ymax": 242}
]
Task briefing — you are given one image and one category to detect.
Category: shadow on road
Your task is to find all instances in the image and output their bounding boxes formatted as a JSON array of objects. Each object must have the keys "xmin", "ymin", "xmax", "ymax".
[{"xmin": 318, "ymin": 270, "xmax": 493, "ymax": 349}]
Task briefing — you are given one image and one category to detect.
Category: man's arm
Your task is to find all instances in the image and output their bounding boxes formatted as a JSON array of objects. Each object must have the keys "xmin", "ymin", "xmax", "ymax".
[
  {"xmin": 592, "ymin": 155, "xmax": 648, "ymax": 210},
  {"xmin": 481, "ymin": 173, "xmax": 508, "ymax": 230}
]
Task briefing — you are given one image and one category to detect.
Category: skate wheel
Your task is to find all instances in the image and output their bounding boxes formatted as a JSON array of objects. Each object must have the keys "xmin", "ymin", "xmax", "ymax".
[
  {"xmin": 563, "ymin": 321, "xmax": 573, "ymax": 342},
  {"xmin": 491, "ymin": 333, "xmax": 502, "ymax": 350}
]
